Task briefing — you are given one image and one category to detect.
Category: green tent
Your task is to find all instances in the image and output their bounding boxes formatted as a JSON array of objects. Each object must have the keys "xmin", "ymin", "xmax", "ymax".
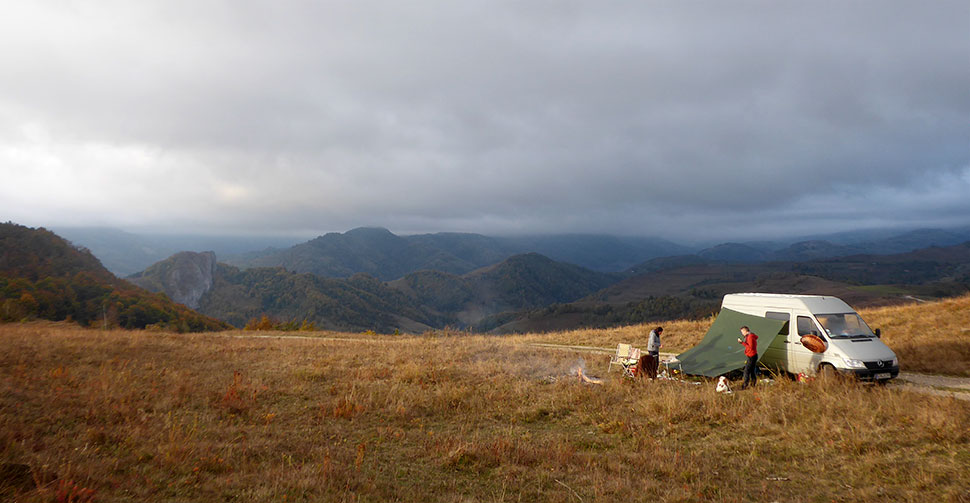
[{"xmin": 675, "ymin": 308, "xmax": 788, "ymax": 377}]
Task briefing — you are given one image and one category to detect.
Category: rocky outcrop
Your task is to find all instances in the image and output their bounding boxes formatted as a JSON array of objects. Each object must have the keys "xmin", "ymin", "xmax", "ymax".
[{"xmin": 130, "ymin": 251, "xmax": 216, "ymax": 309}]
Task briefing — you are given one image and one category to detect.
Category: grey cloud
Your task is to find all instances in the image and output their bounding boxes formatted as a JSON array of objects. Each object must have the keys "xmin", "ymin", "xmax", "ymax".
[{"xmin": 0, "ymin": 1, "xmax": 967, "ymax": 240}]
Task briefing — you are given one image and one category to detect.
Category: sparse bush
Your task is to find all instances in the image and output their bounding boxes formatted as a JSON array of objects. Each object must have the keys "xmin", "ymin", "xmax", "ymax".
[{"xmin": 245, "ymin": 315, "xmax": 317, "ymax": 332}]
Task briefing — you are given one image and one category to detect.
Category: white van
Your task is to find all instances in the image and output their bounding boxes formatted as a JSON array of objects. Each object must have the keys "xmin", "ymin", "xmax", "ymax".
[{"xmin": 722, "ymin": 293, "xmax": 899, "ymax": 381}]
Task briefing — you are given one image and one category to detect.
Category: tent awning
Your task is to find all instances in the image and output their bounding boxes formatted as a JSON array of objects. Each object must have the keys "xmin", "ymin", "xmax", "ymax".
[{"xmin": 675, "ymin": 308, "xmax": 787, "ymax": 377}]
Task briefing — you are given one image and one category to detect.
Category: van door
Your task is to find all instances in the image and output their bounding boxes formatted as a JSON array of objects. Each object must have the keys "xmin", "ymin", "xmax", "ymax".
[
  {"xmin": 761, "ymin": 311, "xmax": 792, "ymax": 373},
  {"xmin": 793, "ymin": 315, "xmax": 827, "ymax": 374}
]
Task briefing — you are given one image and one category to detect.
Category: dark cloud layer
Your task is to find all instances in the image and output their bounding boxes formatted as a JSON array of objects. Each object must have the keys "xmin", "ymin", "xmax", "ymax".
[{"xmin": 1, "ymin": 1, "xmax": 967, "ymax": 241}]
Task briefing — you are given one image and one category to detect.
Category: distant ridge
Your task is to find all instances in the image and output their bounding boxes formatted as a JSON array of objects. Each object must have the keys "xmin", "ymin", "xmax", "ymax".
[
  {"xmin": 694, "ymin": 228, "xmax": 970, "ymax": 264},
  {"xmin": 486, "ymin": 241, "xmax": 970, "ymax": 333},
  {"xmin": 131, "ymin": 250, "xmax": 436, "ymax": 332},
  {"xmin": 389, "ymin": 253, "xmax": 620, "ymax": 326},
  {"xmin": 228, "ymin": 227, "xmax": 691, "ymax": 280},
  {"xmin": 234, "ymin": 227, "xmax": 480, "ymax": 280},
  {"xmin": 132, "ymin": 250, "xmax": 620, "ymax": 332},
  {"xmin": 58, "ymin": 224, "xmax": 970, "ymax": 279}
]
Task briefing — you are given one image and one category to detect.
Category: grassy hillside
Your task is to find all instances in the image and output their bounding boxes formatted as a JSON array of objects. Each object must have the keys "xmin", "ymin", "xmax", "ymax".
[
  {"xmin": 1, "ymin": 323, "xmax": 967, "ymax": 502},
  {"xmin": 863, "ymin": 295, "xmax": 970, "ymax": 377}
]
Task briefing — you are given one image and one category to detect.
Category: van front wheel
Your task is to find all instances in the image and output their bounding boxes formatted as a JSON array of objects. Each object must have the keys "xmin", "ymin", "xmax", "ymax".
[{"xmin": 818, "ymin": 363, "xmax": 838, "ymax": 380}]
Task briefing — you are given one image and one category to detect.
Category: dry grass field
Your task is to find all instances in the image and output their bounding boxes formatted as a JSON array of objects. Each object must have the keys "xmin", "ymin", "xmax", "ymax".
[
  {"xmin": 861, "ymin": 294, "xmax": 970, "ymax": 377},
  {"xmin": 2, "ymin": 310, "xmax": 969, "ymax": 502}
]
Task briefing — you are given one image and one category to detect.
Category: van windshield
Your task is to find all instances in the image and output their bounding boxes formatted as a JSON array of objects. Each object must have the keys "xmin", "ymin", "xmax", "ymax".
[{"xmin": 815, "ymin": 313, "xmax": 875, "ymax": 338}]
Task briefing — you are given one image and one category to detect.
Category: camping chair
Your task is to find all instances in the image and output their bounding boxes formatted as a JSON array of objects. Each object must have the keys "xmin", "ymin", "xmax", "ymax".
[{"xmin": 608, "ymin": 343, "xmax": 641, "ymax": 378}]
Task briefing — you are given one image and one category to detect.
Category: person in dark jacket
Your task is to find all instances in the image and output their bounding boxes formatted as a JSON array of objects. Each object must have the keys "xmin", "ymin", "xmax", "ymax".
[{"xmin": 738, "ymin": 326, "xmax": 758, "ymax": 389}]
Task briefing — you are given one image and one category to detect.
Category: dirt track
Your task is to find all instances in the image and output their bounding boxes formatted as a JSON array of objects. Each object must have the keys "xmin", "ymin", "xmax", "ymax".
[{"xmin": 894, "ymin": 372, "xmax": 970, "ymax": 401}]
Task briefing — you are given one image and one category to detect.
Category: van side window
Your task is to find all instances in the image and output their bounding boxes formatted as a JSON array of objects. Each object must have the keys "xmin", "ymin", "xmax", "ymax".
[
  {"xmin": 766, "ymin": 311, "xmax": 790, "ymax": 335},
  {"xmin": 797, "ymin": 316, "xmax": 821, "ymax": 337}
]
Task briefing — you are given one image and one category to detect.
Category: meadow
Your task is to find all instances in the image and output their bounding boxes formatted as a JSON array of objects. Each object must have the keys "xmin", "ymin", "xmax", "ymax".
[{"xmin": 1, "ymin": 295, "xmax": 969, "ymax": 502}]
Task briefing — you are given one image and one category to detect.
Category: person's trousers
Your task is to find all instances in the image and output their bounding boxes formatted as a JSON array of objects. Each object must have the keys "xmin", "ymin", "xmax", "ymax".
[{"xmin": 741, "ymin": 354, "xmax": 758, "ymax": 389}]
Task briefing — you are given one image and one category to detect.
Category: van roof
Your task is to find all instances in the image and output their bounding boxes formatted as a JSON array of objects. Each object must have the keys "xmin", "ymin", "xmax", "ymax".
[
  {"xmin": 726, "ymin": 293, "xmax": 835, "ymax": 300},
  {"xmin": 722, "ymin": 293, "xmax": 854, "ymax": 313}
]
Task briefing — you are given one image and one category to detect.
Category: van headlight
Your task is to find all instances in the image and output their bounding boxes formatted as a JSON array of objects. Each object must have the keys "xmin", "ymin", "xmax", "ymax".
[
  {"xmin": 842, "ymin": 357, "xmax": 866, "ymax": 369},
  {"xmin": 891, "ymin": 357, "xmax": 898, "ymax": 367}
]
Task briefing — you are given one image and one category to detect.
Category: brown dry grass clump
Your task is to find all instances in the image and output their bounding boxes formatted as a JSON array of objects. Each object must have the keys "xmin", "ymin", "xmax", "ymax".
[{"xmin": 2, "ymin": 322, "xmax": 968, "ymax": 502}]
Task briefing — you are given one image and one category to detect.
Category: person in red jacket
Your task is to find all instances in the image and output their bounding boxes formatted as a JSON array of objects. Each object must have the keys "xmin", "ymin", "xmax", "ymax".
[{"xmin": 737, "ymin": 326, "xmax": 759, "ymax": 389}]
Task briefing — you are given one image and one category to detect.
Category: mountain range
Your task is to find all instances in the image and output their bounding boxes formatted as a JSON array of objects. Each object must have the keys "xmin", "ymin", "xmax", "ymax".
[
  {"xmin": 128, "ymin": 250, "xmax": 620, "ymax": 332},
  {"xmin": 51, "ymin": 227, "xmax": 304, "ymax": 277},
  {"xmin": 693, "ymin": 228, "xmax": 970, "ymax": 264},
  {"xmin": 57, "ymin": 225, "xmax": 970, "ymax": 280},
  {"xmin": 489, "ymin": 242, "xmax": 970, "ymax": 333},
  {"xmin": 8, "ymin": 222, "xmax": 970, "ymax": 334},
  {"xmin": 220, "ymin": 227, "xmax": 691, "ymax": 279},
  {"xmin": 128, "ymin": 239, "xmax": 970, "ymax": 334}
]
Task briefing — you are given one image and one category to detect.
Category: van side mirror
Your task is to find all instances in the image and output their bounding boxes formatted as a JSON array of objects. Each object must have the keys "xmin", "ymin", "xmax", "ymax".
[{"xmin": 874, "ymin": 328, "xmax": 881, "ymax": 338}]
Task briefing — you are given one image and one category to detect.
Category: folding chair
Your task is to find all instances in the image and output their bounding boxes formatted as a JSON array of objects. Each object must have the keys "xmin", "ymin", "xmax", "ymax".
[
  {"xmin": 608, "ymin": 343, "xmax": 631, "ymax": 373},
  {"xmin": 608, "ymin": 343, "xmax": 641, "ymax": 378}
]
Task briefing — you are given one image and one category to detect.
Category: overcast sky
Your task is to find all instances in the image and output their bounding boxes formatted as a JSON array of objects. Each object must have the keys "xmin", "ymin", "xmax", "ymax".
[{"xmin": 1, "ymin": 1, "xmax": 968, "ymax": 243}]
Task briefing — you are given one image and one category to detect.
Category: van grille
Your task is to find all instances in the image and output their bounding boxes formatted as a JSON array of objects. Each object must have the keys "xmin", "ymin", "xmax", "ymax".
[{"xmin": 863, "ymin": 360, "xmax": 894, "ymax": 370}]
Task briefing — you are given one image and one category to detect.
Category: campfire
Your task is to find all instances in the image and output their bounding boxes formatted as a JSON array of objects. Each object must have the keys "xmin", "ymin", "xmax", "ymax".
[
  {"xmin": 570, "ymin": 358, "xmax": 603, "ymax": 385},
  {"xmin": 576, "ymin": 367, "xmax": 603, "ymax": 384}
]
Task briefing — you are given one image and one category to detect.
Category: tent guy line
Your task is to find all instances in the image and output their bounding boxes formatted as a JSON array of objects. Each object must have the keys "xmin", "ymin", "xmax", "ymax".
[{"xmin": 201, "ymin": 332, "xmax": 969, "ymax": 399}]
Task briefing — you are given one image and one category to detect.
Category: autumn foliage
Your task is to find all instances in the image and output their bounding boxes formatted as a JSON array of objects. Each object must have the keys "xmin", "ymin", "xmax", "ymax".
[
  {"xmin": 0, "ymin": 222, "xmax": 227, "ymax": 332},
  {"xmin": 243, "ymin": 314, "xmax": 317, "ymax": 331}
]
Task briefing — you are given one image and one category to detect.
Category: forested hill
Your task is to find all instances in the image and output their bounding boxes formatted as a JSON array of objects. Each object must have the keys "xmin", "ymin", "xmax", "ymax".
[
  {"xmin": 195, "ymin": 264, "xmax": 438, "ymax": 332},
  {"xmin": 131, "ymin": 250, "xmax": 620, "ymax": 332},
  {"xmin": 0, "ymin": 223, "xmax": 228, "ymax": 331},
  {"xmin": 389, "ymin": 253, "xmax": 620, "ymax": 325}
]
